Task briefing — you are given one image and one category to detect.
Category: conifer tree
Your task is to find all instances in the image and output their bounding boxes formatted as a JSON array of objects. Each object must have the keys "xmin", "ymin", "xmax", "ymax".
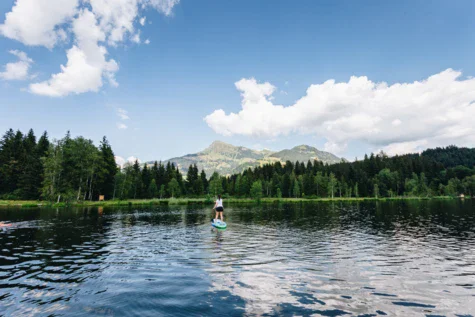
[
  {"xmin": 148, "ymin": 179, "xmax": 158, "ymax": 198},
  {"xmin": 293, "ymin": 180, "xmax": 300, "ymax": 198},
  {"xmin": 200, "ymin": 170, "xmax": 208, "ymax": 193}
]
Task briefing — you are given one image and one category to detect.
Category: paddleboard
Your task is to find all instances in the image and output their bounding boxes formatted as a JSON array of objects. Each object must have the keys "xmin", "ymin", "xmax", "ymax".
[{"xmin": 211, "ymin": 219, "xmax": 227, "ymax": 229}]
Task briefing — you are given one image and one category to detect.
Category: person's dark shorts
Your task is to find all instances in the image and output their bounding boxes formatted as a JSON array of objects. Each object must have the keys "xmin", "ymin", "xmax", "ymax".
[{"xmin": 216, "ymin": 207, "xmax": 224, "ymax": 212}]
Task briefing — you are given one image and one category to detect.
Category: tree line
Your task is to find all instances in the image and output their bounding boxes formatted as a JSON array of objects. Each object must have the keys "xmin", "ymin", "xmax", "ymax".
[
  {"xmin": 0, "ymin": 129, "xmax": 117, "ymax": 202},
  {"xmin": 1, "ymin": 128, "xmax": 474, "ymax": 201},
  {"xmin": 0, "ymin": 128, "xmax": 209, "ymax": 201},
  {"xmin": 217, "ymin": 146, "xmax": 475, "ymax": 200}
]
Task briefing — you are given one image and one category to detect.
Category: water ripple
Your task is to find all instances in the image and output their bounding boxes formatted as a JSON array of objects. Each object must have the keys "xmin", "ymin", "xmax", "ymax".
[{"xmin": 0, "ymin": 200, "xmax": 474, "ymax": 316}]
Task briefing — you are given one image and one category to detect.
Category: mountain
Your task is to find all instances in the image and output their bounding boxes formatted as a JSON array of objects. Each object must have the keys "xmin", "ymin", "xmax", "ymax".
[
  {"xmin": 270, "ymin": 145, "xmax": 343, "ymax": 164},
  {"xmin": 145, "ymin": 141, "xmax": 344, "ymax": 177}
]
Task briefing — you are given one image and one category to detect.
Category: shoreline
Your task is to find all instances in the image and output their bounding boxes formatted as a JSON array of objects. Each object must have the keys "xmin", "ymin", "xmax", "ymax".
[{"xmin": 0, "ymin": 196, "xmax": 463, "ymax": 208}]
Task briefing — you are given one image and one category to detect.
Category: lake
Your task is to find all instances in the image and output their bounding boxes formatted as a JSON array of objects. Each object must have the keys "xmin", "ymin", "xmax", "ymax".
[{"xmin": 0, "ymin": 200, "xmax": 474, "ymax": 316}]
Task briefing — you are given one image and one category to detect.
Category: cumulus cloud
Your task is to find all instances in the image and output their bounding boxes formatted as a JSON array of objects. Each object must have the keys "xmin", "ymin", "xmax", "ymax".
[
  {"xmin": 127, "ymin": 156, "xmax": 141, "ymax": 163},
  {"xmin": 205, "ymin": 69, "xmax": 475, "ymax": 156},
  {"xmin": 89, "ymin": 0, "xmax": 139, "ymax": 46},
  {"xmin": 115, "ymin": 155, "xmax": 141, "ymax": 168},
  {"xmin": 0, "ymin": 0, "xmax": 180, "ymax": 96},
  {"xmin": 115, "ymin": 156, "xmax": 126, "ymax": 167},
  {"xmin": 0, "ymin": 0, "xmax": 78, "ymax": 48},
  {"xmin": 29, "ymin": 9, "xmax": 119, "ymax": 96},
  {"xmin": 115, "ymin": 155, "xmax": 140, "ymax": 167},
  {"xmin": 0, "ymin": 50, "xmax": 33, "ymax": 80}
]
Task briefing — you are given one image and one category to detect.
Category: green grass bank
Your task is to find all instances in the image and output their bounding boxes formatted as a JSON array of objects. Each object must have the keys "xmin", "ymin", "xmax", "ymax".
[{"xmin": 0, "ymin": 196, "xmax": 461, "ymax": 209}]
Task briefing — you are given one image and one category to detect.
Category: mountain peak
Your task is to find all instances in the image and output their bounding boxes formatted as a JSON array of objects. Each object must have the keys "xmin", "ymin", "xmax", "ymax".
[
  {"xmin": 292, "ymin": 145, "xmax": 316, "ymax": 151},
  {"xmin": 209, "ymin": 140, "xmax": 232, "ymax": 147},
  {"xmin": 205, "ymin": 140, "xmax": 238, "ymax": 153},
  {"xmin": 270, "ymin": 145, "xmax": 342, "ymax": 164}
]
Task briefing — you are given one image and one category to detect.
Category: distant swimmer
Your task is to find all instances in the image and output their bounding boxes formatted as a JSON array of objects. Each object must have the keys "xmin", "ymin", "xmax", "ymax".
[{"xmin": 0, "ymin": 222, "xmax": 12, "ymax": 227}]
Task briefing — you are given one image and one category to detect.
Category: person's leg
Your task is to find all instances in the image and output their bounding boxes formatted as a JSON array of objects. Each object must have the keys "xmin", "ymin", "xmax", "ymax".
[
  {"xmin": 220, "ymin": 212, "xmax": 223, "ymax": 221},
  {"xmin": 215, "ymin": 210, "xmax": 218, "ymax": 220}
]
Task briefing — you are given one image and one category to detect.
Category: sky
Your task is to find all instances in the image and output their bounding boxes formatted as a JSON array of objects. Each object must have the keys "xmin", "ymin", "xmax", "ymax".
[{"xmin": 1, "ymin": 0, "xmax": 475, "ymax": 163}]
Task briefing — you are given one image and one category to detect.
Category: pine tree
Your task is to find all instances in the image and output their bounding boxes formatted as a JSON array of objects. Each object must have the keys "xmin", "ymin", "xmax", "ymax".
[
  {"xmin": 328, "ymin": 173, "xmax": 337, "ymax": 199},
  {"xmin": 96, "ymin": 136, "xmax": 118, "ymax": 200},
  {"xmin": 148, "ymin": 179, "xmax": 158, "ymax": 198},
  {"xmin": 151, "ymin": 161, "xmax": 159, "ymax": 185},
  {"xmin": 186, "ymin": 164, "xmax": 195, "ymax": 195},
  {"xmin": 132, "ymin": 160, "xmax": 142, "ymax": 199},
  {"xmin": 0, "ymin": 130, "xmax": 23, "ymax": 196},
  {"xmin": 141, "ymin": 164, "xmax": 152, "ymax": 198},
  {"xmin": 282, "ymin": 174, "xmax": 291, "ymax": 198},
  {"xmin": 293, "ymin": 180, "xmax": 300, "ymax": 198},
  {"xmin": 200, "ymin": 170, "xmax": 208, "ymax": 193},
  {"xmin": 18, "ymin": 129, "xmax": 40, "ymax": 199},
  {"xmin": 195, "ymin": 177, "xmax": 204, "ymax": 196},
  {"xmin": 209, "ymin": 172, "xmax": 223, "ymax": 196}
]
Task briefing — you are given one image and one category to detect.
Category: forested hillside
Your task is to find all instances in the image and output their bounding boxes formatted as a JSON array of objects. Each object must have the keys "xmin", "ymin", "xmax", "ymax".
[
  {"xmin": 207, "ymin": 148, "xmax": 475, "ymax": 199},
  {"xmin": 1, "ymin": 128, "xmax": 474, "ymax": 202},
  {"xmin": 421, "ymin": 146, "xmax": 475, "ymax": 168},
  {"xmin": 0, "ymin": 129, "xmax": 117, "ymax": 202}
]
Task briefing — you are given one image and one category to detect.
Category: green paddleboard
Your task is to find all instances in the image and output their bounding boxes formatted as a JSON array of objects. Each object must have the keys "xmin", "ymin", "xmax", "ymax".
[{"xmin": 211, "ymin": 220, "xmax": 227, "ymax": 229}]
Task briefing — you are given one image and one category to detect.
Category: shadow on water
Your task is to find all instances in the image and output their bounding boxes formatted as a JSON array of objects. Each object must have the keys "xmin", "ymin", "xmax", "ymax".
[{"xmin": 0, "ymin": 200, "xmax": 474, "ymax": 316}]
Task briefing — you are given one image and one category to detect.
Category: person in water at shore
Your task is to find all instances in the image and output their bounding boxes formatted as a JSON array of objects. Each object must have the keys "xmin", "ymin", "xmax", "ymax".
[{"xmin": 214, "ymin": 194, "xmax": 224, "ymax": 222}]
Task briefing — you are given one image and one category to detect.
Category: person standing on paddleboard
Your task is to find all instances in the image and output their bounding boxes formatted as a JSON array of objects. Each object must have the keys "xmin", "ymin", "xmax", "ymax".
[{"xmin": 214, "ymin": 195, "xmax": 224, "ymax": 221}]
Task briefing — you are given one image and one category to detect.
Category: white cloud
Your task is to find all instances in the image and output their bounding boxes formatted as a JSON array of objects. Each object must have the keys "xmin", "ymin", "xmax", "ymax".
[
  {"xmin": 117, "ymin": 108, "xmax": 130, "ymax": 120},
  {"xmin": 115, "ymin": 155, "xmax": 140, "ymax": 167},
  {"xmin": 115, "ymin": 156, "xmax": 126, "ymax": 167},
  {"xmin": 205, "ymin": 69, "xmax": 475, "ymax": 155},
  {"xmin": 382, "ymin": 140, "xmax": 428, "ymax": 156},
  {"xmin": 127, "ymin": 156, "xmax": 140, "ymax": 163},
  {"xmin": 391, "ymin": 119, "xmax": 402, "ymax": 127},
  {"xmin": 131, "ymin": 31, "xmax": 141, "ymax": 44},
  {"xmin": 1, "ymin": 0, "xmax": 180, "ymax": 96},
  {"xmin": 89, "ymin": 0, "xmax": 139, "ymax": 46},
  {"xmin": 140, "ymin": 16, "xmax": 146, "ymax": 26},
  {"xmin": 144, "ymin": 39, "xmax": 150, "ymax": 45},
  {"xmin": 0, "ymin": 0, "xmax": 78, "ymax": 48},
  {"xmin": 0, "ymin": 50, "xmax": 33, "ymax": 80},
  {"xmin": 145, "ymin": 0, "xmax": 180, "ymax": 16},
  {"xmin": 117, "ymin": 122, "xmax": 128, "ymax": 129},
  {"xmin": 29, "ymin": 9, "xmax": 119, "ymax": 97}
]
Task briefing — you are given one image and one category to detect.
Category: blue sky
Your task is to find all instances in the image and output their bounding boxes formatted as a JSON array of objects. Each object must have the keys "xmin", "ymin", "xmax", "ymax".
[{"xmin": 1, "ymin": 0, "xmax": 475, "ymax": 163}]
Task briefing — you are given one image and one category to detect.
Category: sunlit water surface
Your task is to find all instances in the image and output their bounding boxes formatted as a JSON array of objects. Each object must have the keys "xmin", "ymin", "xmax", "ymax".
[{"xmin": 0, "ymin": 200, "xmax": 474, "ymax": 316}]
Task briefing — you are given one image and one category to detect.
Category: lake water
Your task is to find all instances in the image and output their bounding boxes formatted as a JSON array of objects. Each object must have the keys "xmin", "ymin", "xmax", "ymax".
[{"xmin": 0, "ymin": 200, "xmax": 474, "ymax": 316}]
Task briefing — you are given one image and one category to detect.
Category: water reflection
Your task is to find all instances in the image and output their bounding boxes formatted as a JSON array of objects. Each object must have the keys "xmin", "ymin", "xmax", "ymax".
[{"xmin": 0, "ymin": 200, "xmax": 473, "ymax": 316}]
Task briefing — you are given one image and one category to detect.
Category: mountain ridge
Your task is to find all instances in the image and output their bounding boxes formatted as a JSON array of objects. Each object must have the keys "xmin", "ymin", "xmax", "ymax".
[{"xmin": 144, "ymin": 141, "xmax": 344, "ymax": 177}]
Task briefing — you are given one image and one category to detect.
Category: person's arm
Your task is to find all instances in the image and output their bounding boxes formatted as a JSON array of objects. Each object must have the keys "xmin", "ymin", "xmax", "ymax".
[{"xmin": 213, "ymin": 200, "xmax": 217, "ymax": 209}]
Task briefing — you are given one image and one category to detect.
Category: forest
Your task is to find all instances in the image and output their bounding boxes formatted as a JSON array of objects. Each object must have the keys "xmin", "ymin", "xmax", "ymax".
[{"xmin": 0, "ymin": 128, "xmax": 474, "ymax": 202}]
